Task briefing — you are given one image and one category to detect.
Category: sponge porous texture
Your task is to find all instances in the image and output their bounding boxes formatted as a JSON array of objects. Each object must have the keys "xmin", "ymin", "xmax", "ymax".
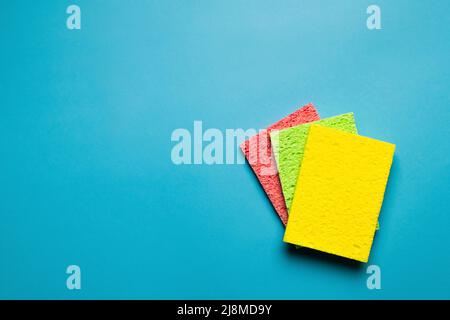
[
  {"xmin": 270, "ymin": 113, "xmax": 357, "ymax": 210},
  {"xmin": 240, "ymin": 104, "xmax": 320, "ymax": 225},
  {"xmin": 284, "ymin": 125, "xmax": 395, "ymax": 262}
]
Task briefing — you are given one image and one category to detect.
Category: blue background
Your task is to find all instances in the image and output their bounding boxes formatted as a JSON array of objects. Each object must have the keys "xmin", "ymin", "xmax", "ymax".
[{"xmin": 1, "ymin": 0, "xmax": 449, "ymax": 299}]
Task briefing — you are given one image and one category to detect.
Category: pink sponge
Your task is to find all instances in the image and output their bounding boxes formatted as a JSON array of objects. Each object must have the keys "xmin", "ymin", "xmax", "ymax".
[{"xmin": 240, "ymin": 104, "xmax": 320, "ymax": 225}]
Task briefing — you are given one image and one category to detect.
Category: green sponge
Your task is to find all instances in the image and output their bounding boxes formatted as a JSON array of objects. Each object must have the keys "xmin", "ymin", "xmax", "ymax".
[{"xmin": 270, "ymin": 113, "xmax": 357, "ymax": 211}]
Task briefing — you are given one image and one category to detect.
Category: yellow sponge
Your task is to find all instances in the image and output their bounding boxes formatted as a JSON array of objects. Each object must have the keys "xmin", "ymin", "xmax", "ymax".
[{"xmin": 284, "ymin": 125, "xmax": 395, "ymax": 262}]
